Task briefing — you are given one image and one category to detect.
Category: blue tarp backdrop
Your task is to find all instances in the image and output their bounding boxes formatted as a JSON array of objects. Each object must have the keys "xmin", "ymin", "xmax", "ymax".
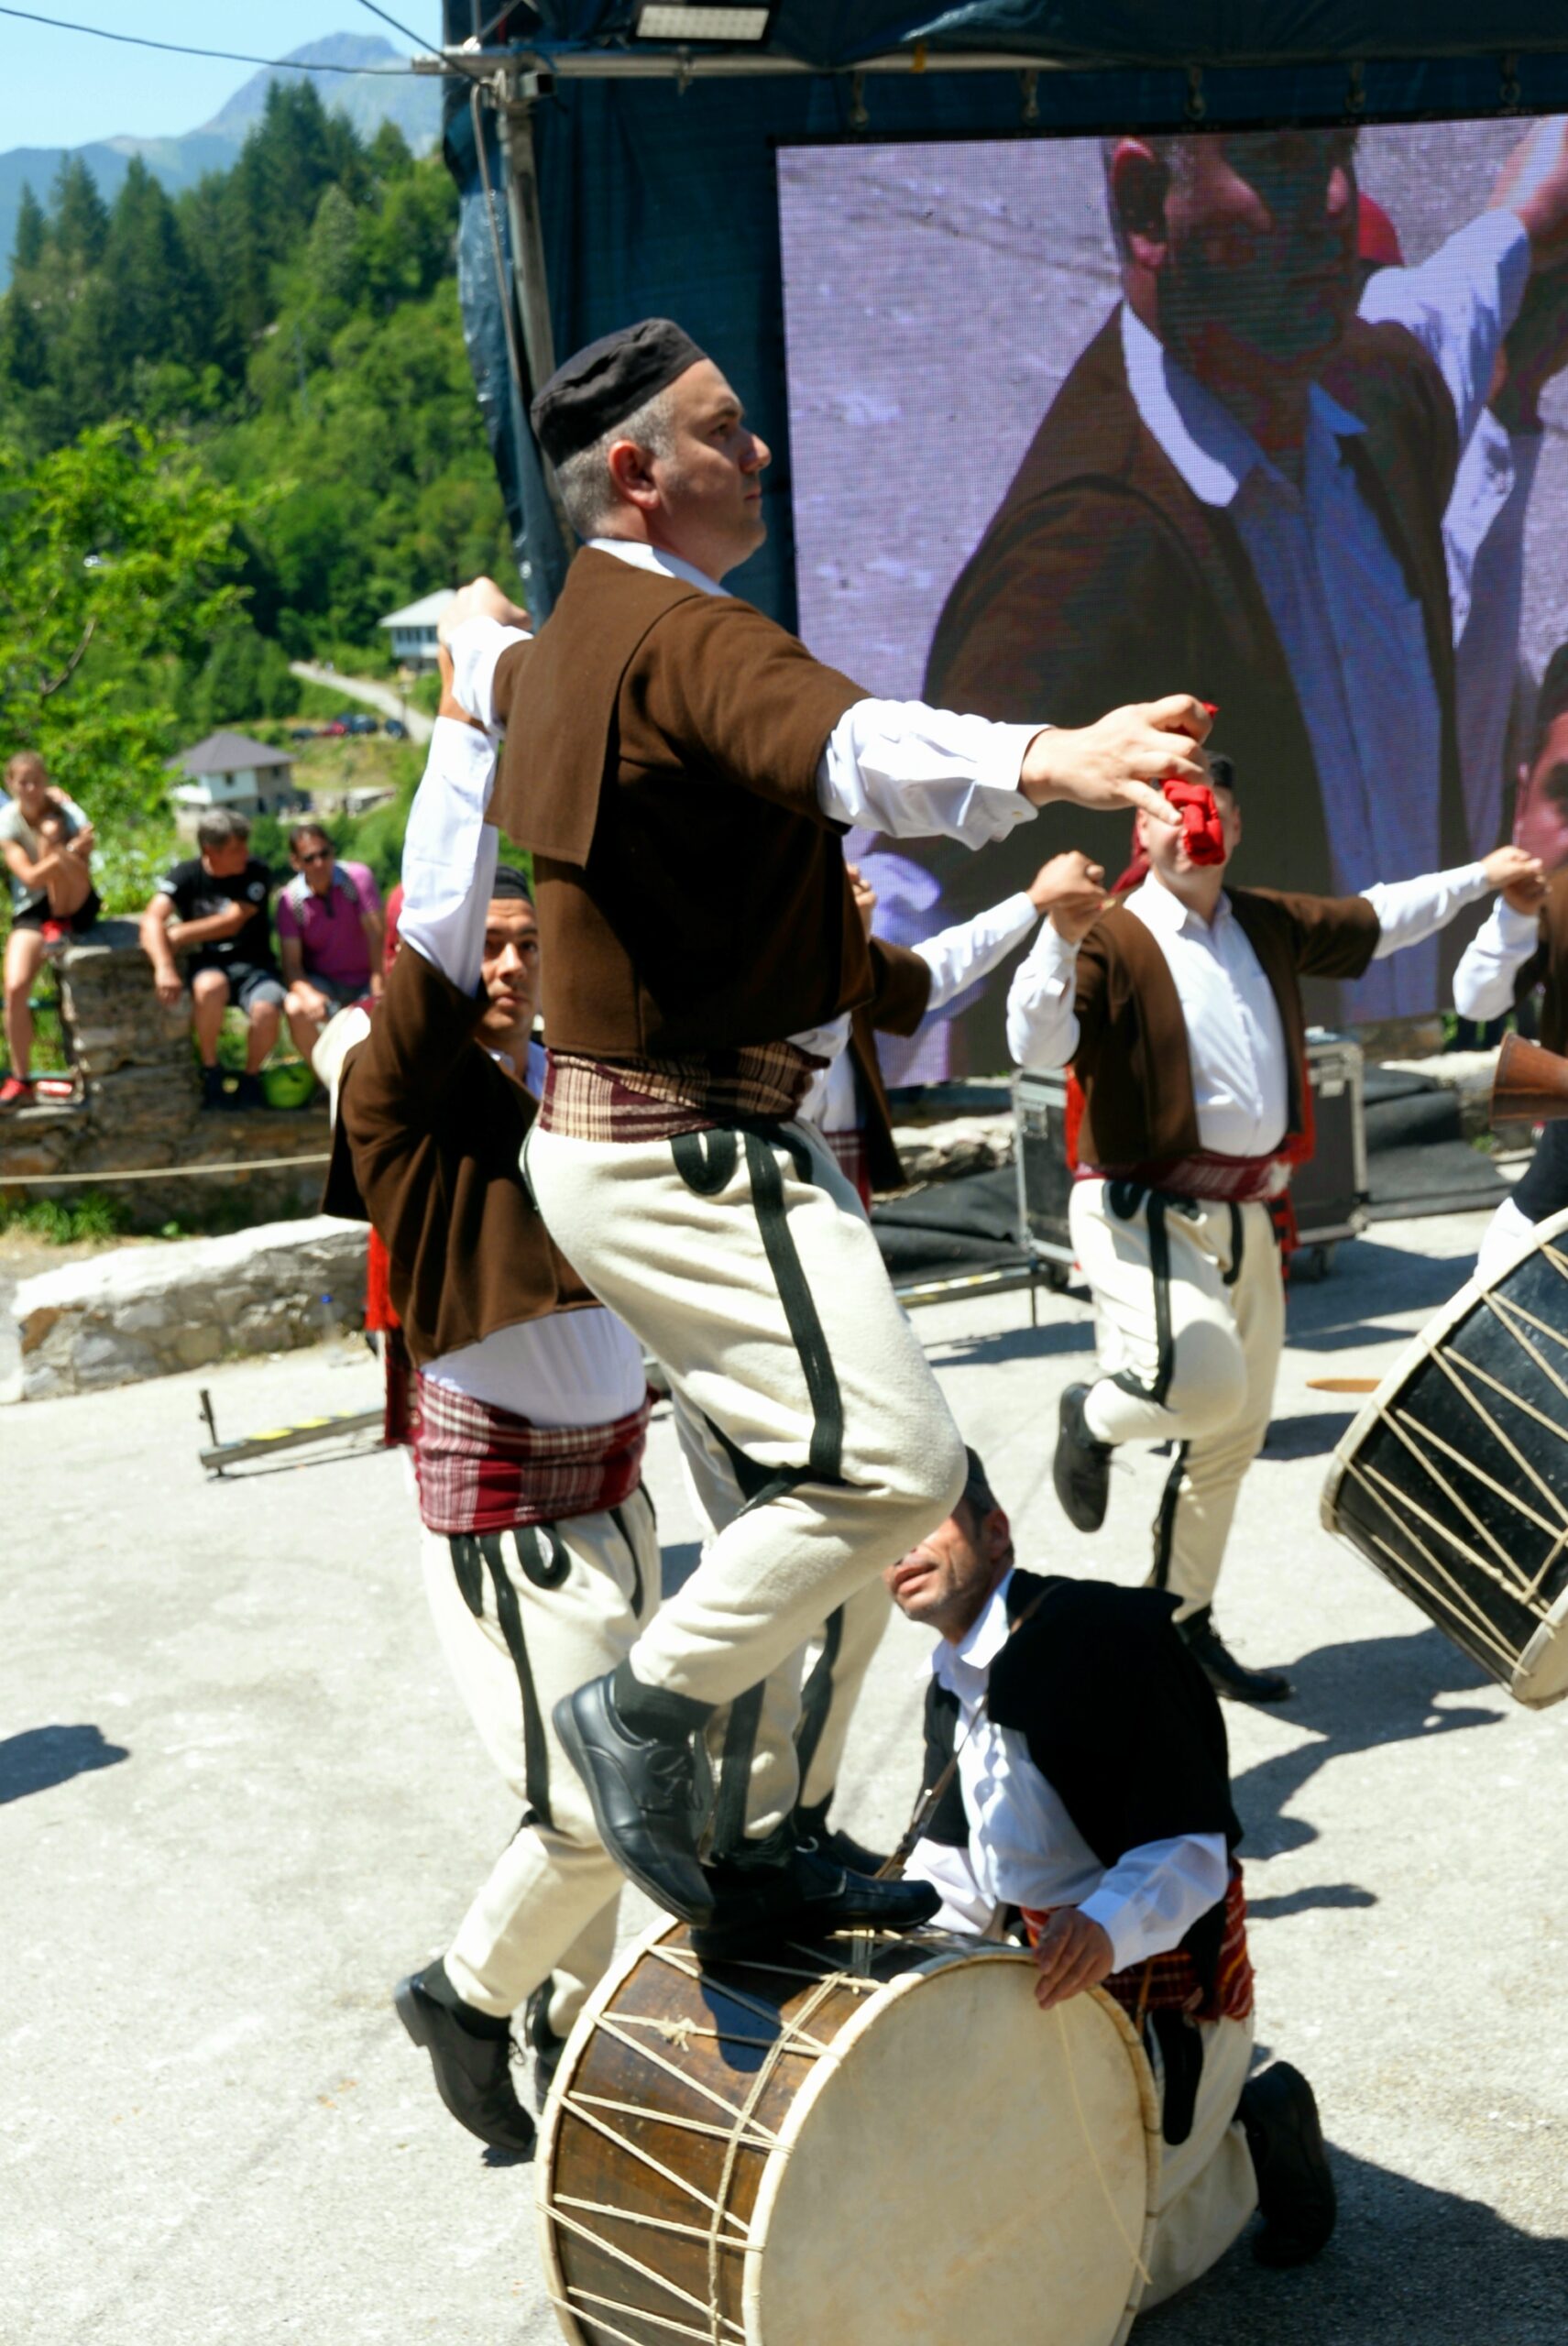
[{"xmin": 441, "ymin": 3, "xmax": 1568, "ymax": 622}]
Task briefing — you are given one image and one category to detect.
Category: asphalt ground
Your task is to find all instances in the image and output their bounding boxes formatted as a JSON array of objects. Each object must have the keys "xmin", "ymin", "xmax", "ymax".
[{"xmin": 5, "ymin": 1208, "xmax": 1566, "ymax": 2344}]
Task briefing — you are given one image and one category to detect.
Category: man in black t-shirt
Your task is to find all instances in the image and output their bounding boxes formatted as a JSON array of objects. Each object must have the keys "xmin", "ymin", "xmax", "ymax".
[{"xmin": 139, "ymin": 807, "xmax": 286, "ymax": 1111}]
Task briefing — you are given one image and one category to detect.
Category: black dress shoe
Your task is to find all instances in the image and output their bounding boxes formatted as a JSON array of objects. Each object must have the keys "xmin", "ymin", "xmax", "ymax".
[
  {"xmin": 394, "ymin": 1967, "xmax": 537, "ymax": 2157},
  {"xmin": 554, "ymin": 1668, "xmax": 716, "ymax": 1924},
  {"xmin": 794, "ymin": 1795, "xmax": 891, "ymax": 1877},
  {"xmin": 1239, "ymin": 2061, "xmax": 1337, "ymax": 2266},
  {"xmin": 1178, "ymin": 1607, "xmax": 1294, "ymax": 1705},
  {"xmin": 523, "ymin": 1981, "xmax": 568, "ymax": 2114},
  {"xmin": 1054, "ymin": 1382, "xmax": 1113, "ymax": 1532},
  {"xmin": 690, "ymin": 1836, "xmax": 939, "ymax": 1962}
]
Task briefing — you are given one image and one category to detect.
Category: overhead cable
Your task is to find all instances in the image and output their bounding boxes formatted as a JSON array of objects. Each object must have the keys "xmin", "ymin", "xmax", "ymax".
[{"xmin": 0, "ymin": 5, "xmax": 418, "ymax": 73}]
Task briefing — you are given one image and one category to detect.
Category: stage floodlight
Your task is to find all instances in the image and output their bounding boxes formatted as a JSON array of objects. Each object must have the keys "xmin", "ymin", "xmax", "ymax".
[{"xmin": 634, "ymin": 5, "xmax": 773, "ymax": 40}]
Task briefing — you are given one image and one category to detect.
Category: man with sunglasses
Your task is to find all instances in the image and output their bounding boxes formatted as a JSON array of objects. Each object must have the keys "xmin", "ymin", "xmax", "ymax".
[{"xmin": 277, "ymin": 820, "xmax": 384, "ymax": 1062}]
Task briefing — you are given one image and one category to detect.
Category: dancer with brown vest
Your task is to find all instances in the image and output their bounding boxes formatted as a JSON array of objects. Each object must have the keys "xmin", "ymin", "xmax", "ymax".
[
  {"xmin": 1008, "ymin": 756, "xmax": 1536, "ymax": 1702},
  {"xmin": 444, "ymin": 315, "xmax": 1214, "ymax": 1952},
  {"xmin": 317, "ymin": 663, "xmax": 660, "ymax": 2156}
]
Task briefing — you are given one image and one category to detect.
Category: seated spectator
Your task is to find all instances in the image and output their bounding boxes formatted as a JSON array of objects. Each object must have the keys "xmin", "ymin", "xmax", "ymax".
[
  {"xmin": 1, "ymin": 750, "xmax": 100, "ymax": 1110},
  {"xmin": 276, "ymin": 823, "xmax": 384, "ymax": 1062},
  {"xmin": 139, "ymin": 809, "xmax": 284, "ymax": 1112}
]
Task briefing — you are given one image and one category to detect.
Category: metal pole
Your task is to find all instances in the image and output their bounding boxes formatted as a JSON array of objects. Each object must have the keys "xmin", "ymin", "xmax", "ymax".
[{"xmin": 493, "ymin": 71, "xmax": 575, "ymax": 565}]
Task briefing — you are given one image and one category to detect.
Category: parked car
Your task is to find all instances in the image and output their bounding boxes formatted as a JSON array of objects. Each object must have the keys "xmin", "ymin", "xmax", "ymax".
[
  {"xmin": 288, "ymin": 726, "xmax": 318, "ymax": 743},
  {"xmin": 345, "ymin": 713, "xmax": 379, "ymax": 737},
  {"xmin": 384, "ymin": 718, "xmax": 408, "ymax": 740},
  {"xmin": 322, "ymin": 719, "xmax": 349, "ymax": 738}
]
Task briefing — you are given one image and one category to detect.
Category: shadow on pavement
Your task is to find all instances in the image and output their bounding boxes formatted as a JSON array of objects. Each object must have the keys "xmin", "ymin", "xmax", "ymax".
[
  {"xmin": 1259, "ymin": 1409, "xmax": 1354, "ymax": 1462},
  {"xmin": 662, "ymin": 1541, "xmax": 704, "ymax": 1599},
  {"xmin": 925, "ymin": 1319, "xmax": 1095, "ymax": 1370},
  {"xmin": 1245, "ymin": 1882, "xmax": 1377, "ymax": 1920},
  {"xmin": 0, "ymin": 1723, "xmax": 129, "ymax": 1805},
  {"xmin": 1137, "ymin": 2146, "xmax": 1568, "ymax": 2343},
  {"xmin": 1284, "ymin": 1238, "xmax": 1469, "ymax": 1358},
  {"xmin": 1234, "ymin": 1628, "xmax": 1499, "ymax": 1860}
]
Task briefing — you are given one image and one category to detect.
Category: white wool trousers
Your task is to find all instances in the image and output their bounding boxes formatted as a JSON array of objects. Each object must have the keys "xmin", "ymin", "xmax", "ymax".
[
  {"xmin": 1069, "ymin": 1181, "xmax": 1285, "ymax": 1619},
  {"xmin": 420, "ymin": 1487, "xmax": 659, "ymax": 2029},
  {"xmin": 1140, "ymin": 2012, "xmax": 1259, "ymax": 2308},
  {"xmin": 527, "ymin": 1118, "xmax": 967, "ymax": 1839}
]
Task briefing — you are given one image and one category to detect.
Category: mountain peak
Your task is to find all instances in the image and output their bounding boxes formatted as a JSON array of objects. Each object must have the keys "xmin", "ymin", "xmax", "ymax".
[{"xmin": 196, "ymin": 34, "xmax": 415, "ymax": 139}]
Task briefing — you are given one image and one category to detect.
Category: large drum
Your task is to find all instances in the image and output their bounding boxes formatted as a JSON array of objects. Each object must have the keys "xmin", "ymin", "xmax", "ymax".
[
  {"xmin": 539, "ymin": 1920, "xmax": 1160, "ymax": 2346},
  {"xmin": 1321, "ymin": 1203, "xmax": 1568, "ymax": 1708}
]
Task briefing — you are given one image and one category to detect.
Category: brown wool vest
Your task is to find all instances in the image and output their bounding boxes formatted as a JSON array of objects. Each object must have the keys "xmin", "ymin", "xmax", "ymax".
[{"xmin": 488, "ymin": 548, "xmax": 872, "ymax": 1058}]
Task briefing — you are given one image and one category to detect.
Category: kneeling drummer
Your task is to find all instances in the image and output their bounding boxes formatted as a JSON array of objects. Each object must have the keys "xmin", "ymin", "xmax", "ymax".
[{"xmin": 886, "ymin": 1450, "xmax": 1336, "ymax": 2303}]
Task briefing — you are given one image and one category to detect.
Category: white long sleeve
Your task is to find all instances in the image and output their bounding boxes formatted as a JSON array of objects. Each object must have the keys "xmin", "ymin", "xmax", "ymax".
[
  {"xmin": 1363, "ymin": 860, "xmax": 1491, "ymax": 959},
  {"xmin": 1358, "ymin": 209, "xmax": 1530, "ymax": 453},
  {"xmin": 1005, "ymin": 921, "xmax": 1083, "ymax": 1072},
  {"xmin": 449, "ymin": 617, "xmax": 532, "ymax": 734},
  {"xmin": 1453, "ymin": 895, "xmax": 1543, "ymax": 1020},
  {"xmin": 817, "ymin": 700, "xmax": 1042, "ymax": 847},
  {"xmin": 396, "ymin": 717, "xmax": 500, "ymax": 997},
  {"xmin": 1077, "ymin": 1832, "xmax": 1230, "ymax": 1975},
  {"xmin": 914, "ymin": 890, "xmax": 1038, "ymax": 1008},
  {"xmin": 903, "ymin": 1836, "xmax": 998, "ymax": 1937}
]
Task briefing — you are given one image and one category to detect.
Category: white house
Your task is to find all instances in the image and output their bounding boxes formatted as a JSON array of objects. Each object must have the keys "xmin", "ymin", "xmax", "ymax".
[
  {"xmin": 168, "ymin": 731, "xmax": 300, "ymax": 835},
  {"xmin": 378, "ymin": 589, "xmax": 455, "ymax": 670}
]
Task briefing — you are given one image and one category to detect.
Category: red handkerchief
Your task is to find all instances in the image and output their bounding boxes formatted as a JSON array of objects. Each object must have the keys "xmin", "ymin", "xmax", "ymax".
[{"xmin": 1164, "ymin": 779, "xmax": 1225, "ymax": 865}]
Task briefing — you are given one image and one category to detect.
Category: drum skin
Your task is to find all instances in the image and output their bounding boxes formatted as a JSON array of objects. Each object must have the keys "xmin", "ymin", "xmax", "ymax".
[
  {"xmin": 538, "ymin": 1921, "xmax": 1160, "ymax": 2346},
  {"xmin": 1321, "ymin": 1203, "xmax": 1568, "ymax": 1708}
]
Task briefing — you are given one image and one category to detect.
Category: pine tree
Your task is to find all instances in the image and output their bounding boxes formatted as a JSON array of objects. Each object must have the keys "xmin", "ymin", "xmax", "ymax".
[
  {"xmin": 49, "ymin": 155, "xmax": 109, "ymax": 269},
  {"xmin": 11, "ymin": 181, "xmax": 46, "ymax": 274}
]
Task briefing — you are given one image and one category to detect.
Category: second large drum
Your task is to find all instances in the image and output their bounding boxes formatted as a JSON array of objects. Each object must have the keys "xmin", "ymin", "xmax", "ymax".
[
  {"xmin": 1321, "ymin": 1202, "xmax": 1568, "ymax": 1706},
  {"xmin": 538, "ymin": 1919, "xmax": 1160, "ymax": 2346}
]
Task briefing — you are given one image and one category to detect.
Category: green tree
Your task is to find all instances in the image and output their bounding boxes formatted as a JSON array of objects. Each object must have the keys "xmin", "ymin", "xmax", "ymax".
[
  {"xmin": 49, "ymin": 156, "xmax": 108, "ymax": 269},
  {"xmin": 11, "ymin": 181, "xmax": 45, "ymax": 274},
  {"xmin": 0, "ymin": 423, "xmax": 261, "ymax": 882}
]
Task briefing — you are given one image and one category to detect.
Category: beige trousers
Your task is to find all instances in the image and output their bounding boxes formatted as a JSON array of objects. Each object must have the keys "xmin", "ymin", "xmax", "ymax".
[
  {"xmin": 1139, "ymin": 2012, "xmax": 1259, "ymax": 2308},
  {"xmin": 527, "ymin": 1119, "xmax": 966, "ymax": 1838},
  {"xmin": 1069, "ymin": 1182, "xmax": 1285, "ymax": 1618},
  {"xmin": 419, "ymin": 1488, "xmax": 659, "ymax": 2028}
]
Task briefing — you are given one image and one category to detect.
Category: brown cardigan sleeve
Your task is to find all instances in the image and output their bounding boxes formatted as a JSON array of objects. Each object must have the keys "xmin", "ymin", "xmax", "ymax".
[
  {"xmin": 867, "ymin": 937, "xmax": 934, "ymax": 1038},
  {"xmin": 1248, "ymin": 888, "xmax": 1381, "ymax": 982}
]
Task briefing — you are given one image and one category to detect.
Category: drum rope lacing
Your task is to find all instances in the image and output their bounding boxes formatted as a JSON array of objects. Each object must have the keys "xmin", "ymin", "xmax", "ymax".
[{"xmin": 1052, "ymin": 2001, "xmax": 1154, "ymax": 2295}]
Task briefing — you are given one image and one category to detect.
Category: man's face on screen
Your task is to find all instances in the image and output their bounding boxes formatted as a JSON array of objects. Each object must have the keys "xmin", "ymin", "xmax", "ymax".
[
  {"xmin": 1116, "ymin": 129, "xmax": 1359, "ymax": 383},
  {"xmin": 1515, "ymin": 707, "xmax": 1568, "ymax": 872},
  {"xmin": 644, "ymin": 359, "xmax": 772, "ymax": 580}
]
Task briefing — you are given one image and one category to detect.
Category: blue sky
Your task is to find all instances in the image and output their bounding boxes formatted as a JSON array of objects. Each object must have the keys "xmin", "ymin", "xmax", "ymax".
[{"xmin": 0, "ymin": 5, "xmax": 446, "ymax": 152}]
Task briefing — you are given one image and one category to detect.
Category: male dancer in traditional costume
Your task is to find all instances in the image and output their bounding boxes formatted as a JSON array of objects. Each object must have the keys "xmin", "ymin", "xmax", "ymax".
[
  {"xmin": 317, "ymin": 662, "xmax": 657, "ymax": 2154},
  {"xmin": 442, "ymin": 315, "xmax": 1212, "ymax": 1945},
  {"xmin": 887, "ymin": 1450, "xmax": 1335, "ymax": 2302},
  {"xmin": 1009, "ymin": 758, "xmax": 1538, "ymax": 1700}
]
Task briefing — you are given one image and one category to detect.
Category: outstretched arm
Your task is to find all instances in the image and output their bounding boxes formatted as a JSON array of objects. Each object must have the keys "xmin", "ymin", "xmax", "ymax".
[
  {"xmin": 1365, "ymin": 844, "xmax": 1543, "ymax": 961},
  {"xmin": 1003, "ymin": 852, "xmax": 1109, "ymax": 1070},
  {"xmin": 397, "ymin": 650, "xmax": 504, "ymax": 995}
]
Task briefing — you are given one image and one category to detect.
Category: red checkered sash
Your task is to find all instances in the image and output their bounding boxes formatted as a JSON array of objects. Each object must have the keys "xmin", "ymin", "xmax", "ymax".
[
  {"xmin": 540, "ymin": 1042, "xmax": 821, "ymax": 1143},
  {"xmin": 824, "ymin": 1124, "xmax": 872, "ymax": 1209},
  {"xmin": 411, "ymin": 1373, "xmax": 652, "ymax": 1535},
  {"xmin": 1022, "ymin": 1863, "xmax": 1255, "ymax": 2025},
  {"xmin": 1076, "ymin": 1151, "xmax": 1289, "ymax": 1204}
]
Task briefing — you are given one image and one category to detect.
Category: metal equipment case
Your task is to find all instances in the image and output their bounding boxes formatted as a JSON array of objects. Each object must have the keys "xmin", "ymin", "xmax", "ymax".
[{"xmin": 1013, "ymin": 1028, "xmax": 1367, "ymax": 1281}]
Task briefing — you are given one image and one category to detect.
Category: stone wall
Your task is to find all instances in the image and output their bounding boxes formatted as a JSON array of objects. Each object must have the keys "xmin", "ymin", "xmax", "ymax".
[
  {"xmin": 15, "ymin": 1215, "xmax": 369, "ymax": 1399},
  {"xmin": 0, "ymin": 921, "xmax": 329, "ymax": 1231}
]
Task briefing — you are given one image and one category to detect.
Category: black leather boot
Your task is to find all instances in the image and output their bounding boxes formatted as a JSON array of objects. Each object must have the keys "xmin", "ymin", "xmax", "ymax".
[
  {"xmin": 794, "ymin": 1793, "xmax": 891, "ymax": 1877},
  {"xmin": 690, "ymin": 1828, "xmax": 939, "ymax": 1962},
  {"xmin": 1053, "ymin": 1382, "xmax": 1113, "ymax": 1531},
  {"xmin": 394, "ymin": 1963, "xmax": 536, "ymax": 2156},
  {"xmin": 1178, "ymin": 1606, "xmax": 1293, "ymax": 1704},
  {"xmin": 554, "ymin": 1665, "xmax": 716, "ymax": 1923},
  {"xmin": 522, "ymin": 1980, "xmax": 568, "ymax": 2114},
  {"xmin": 1239, "ymin": 2061, "xmax": 1337, "ymax": 2265}
]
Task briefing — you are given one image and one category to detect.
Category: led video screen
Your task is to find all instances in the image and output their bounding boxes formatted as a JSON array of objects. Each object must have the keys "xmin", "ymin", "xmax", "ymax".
[{"xmin": 778, "ymin": 122, "xmax": 1568, "ymax": 1078}]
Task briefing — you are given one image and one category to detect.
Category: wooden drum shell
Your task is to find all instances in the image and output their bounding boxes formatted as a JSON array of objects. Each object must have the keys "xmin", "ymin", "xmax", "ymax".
[
  {"xmin": 538, "ymin": 1920, "xmax": 1160, "ymax": 2346},
  {"xmin": 1321, "ymin": 1203, "xmax": 1568, "ymax": 1708}
]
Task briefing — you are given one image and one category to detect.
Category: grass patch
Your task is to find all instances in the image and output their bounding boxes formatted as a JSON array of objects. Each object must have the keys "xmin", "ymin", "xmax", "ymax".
[{"xmin": 0, "ymin": 1189, "xmax": 131, "ymax": 1244}]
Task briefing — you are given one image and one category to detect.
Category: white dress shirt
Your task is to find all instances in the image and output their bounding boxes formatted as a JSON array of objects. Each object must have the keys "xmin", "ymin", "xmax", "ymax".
[
  {"xmin": 799, "ymin": 891, "xmax": 1038, "ymax": 1134},
  {"xmin": 904, "ymin": 1573, "xmax": 1228, "ymax": 1972},
  {"xmin": 1006, "ymin": 861, "xmax": 1493, "ymax": 1157},
  {"xmin": 396, "ymin": 715, "xmax": 647, "ymax": 1430},
  {"xmin": 449, "ymin": 539, "xmax": 1043, "ymax": 1064},
  {"xmin": 1119, "ymin": 209, "xmax": 1528, "ymax": 1019},
  {"xmin": 1363, "ymin": 223, "xmax": 1545, "ymax": 859},
  {"xmin": 1452, "ymin": 894, "xmax": 1543, "ymax": 1024}
]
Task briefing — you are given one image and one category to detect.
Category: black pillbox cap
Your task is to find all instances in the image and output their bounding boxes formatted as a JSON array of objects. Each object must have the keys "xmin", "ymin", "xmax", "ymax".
[{"xmin": 531, "ymin": 318, "xmax": 707, "ymax": 466}]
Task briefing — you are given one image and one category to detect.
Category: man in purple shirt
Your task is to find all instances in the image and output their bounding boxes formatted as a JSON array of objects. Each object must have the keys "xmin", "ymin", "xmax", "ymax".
[{"xmin": 278, "ymin": 820, "xmax": 384, "ymax": 1060}]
